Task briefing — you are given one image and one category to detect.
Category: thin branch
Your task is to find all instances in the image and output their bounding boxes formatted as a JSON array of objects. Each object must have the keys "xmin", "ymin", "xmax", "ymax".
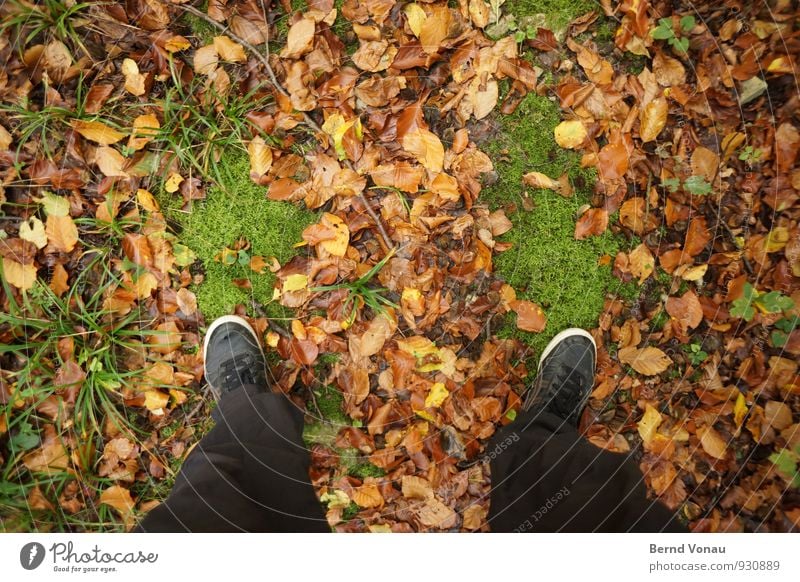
[{"xmin": 165, "ymin": 1, "xmax": 395, "ymax": 252}]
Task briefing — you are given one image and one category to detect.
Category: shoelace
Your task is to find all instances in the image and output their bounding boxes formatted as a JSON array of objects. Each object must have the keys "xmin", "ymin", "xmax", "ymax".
[{"xmin": 219, "ymin": 353, "xmax": 261, "ymax": 389}]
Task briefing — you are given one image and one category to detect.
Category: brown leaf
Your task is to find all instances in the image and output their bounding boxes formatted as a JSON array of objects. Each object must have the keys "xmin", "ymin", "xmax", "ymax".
[
  {"xmin": 628, "ymin": 243, "xmax": 655, "ymax": 284},
  {"xmin": 653, "ymin": 51, "xmax": 686, "ymax": 86},
  {"xmin": 99, "ymin": 485, "xmax": 135, "ymax": 516},
  {"xmin": 684, "ymin": 217, "xmax": 711, "ymax": 257},
  {"xmin": 23, "ymin": 441, "xmax": 69, "ymax": 472},
  {"xmin": 353, "ymin": 483, "xmax": 384, "ymax": 508},
  {"xmin": 510, "ymin": 300, "xmax": 547, "ymax": 333},
  {"xmin": 574, "ymin": 208, "xmax": 609, "ymax": 240},
  {"xmin": 697, "ymin": 426, "xmax": 728, "ymax": 460},
  {"xmin": 290, "ymin": 337, "xmax": 319, "ymax": 366},
  {"xmin": 213, "ymin": 35, "xmax": 246, "ymax": 62},
  {"xmin": 45, "ymin": 215, "xmax": 79, "ymax": 252},
  {"xmin": 619, "ymin": 197, "xmax": 657, "ymax": 234},
  {"xmin": 281, "ymin": 17, "xmax": 316, "ymax": 59},
  {"xmin": 618, "ymin": 346, "xmax": 672, "ymax": 376},
  {"xmin": 597, "ymin": 142, "xmax": 629, "ymax": 181},
  {"xmin": 419, "ymin": 6, "xmax": 453, "ymax": 54},
  {"xmin": 666, "ymin": 290, "xmax": 703, "ymax": 331},
  {"xmin": 128, "ymin": 114, "xmax": 160, "ymax": 151},
  {"xmin": 149, "ymin": 321, "xmax": 181, "ymax": 354},
  {"xmin": 49, "ymin": 263, "xmax": 69, "ymax": 296},
  {"xmin": 95, "ymin": 146, "xmax": 129, "ymax": 177}
]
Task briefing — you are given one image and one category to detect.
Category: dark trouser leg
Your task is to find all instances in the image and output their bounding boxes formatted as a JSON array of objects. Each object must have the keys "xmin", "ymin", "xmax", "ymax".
[
  {"xmin": 136, "ymin": 385, "xmax": 328, "ymax": 532},
  {"xmin": 487, "ymin": 409, "xmax": 686, "ymax": 532}
]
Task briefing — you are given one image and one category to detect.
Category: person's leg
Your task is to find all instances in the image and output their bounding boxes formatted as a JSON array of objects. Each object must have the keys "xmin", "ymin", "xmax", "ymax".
[
  {"xmin": 136, "ymin": 316, "xmax": 327, "ymax": 532},
  {"xmin": 487, "ymin": 329, "xmax": 685, "ymax": 533}
]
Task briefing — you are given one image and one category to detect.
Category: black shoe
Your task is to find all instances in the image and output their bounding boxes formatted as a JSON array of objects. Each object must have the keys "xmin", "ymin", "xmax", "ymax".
[
  {"xmin": 202, "ymin": 315, "xmax": 268, "ymax": 399},
  {"xmin": 523, "ymin": 328, "xmax": 597, "ymax": 427}
]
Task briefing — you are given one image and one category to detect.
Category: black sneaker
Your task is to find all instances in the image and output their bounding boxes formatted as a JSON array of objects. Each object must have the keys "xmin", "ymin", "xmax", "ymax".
[
  {"xmin": 523, "ymin": 328, "xmax": 597, "ymax": 427},
  {"xmin": 202, "ymin": 315, "xmax": 268, "ymax": 399}
]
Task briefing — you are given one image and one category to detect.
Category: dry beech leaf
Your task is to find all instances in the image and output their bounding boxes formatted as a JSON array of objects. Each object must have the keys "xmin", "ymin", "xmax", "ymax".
[
  {"xmin": 121, "ymin": 58, "xmax": 146, "ymax": 96},
  {"xmin": 665, "ymin": 290, "xmax": 703, "ymax": 331},
  {"xmin": 697, "ymin": 426, "xmax": 728, "ymax": 460},
  {"xmin": 213, "ymin": 35, "xmax": 246, "ymax": 62},
  {"xmin": 637, "ymin": 404, "xmax": 663, "ymax": 446},
  {"xmin": 554, "ymin": 120, "xmax": 587, "ymax": 149},
  {"xmin": 2, "ymin": 258, "xmax": 37, "ymax": 291},
  {"xmin": 510, "ymin": 300, "xmax": 547, "ymax": 333},
  {"xmin": 353, "ymin": 483, "xmax": 384, "ymax": 508},
  {"xmin": 100, "ymin": 485, "xmax": 135, "ymax": 516},
  {"xmin": 281, "ymin": 17, "xmax": 316, "ymax": 59},
  {"xmin": 128, "ymin": 114, "xmax": 160, "ymax": 151},
  {"xmin": 402, "ymin": 127, "xmax": 444, "ymax": 173},
  {"xmin": 19, "ymin": 216, "xmax": 47, "ymax": 249},
  {"xmin": 248, "ymin": 136, "xmax": 273, "ymax": 178},
  {"xmin": 618, "ymin": 346, "xmax": 671, "ymax": 376},
  {"xmin": 45, "ymin": 215, "xmax": 79, "ymax": 252},
  {"xmin": 71, "ymin": 120, "xmax": 125, "ymax": 145},
  {"xmin": 523, "ymin": 171, "xmax": 561, "ymax": 191},
  {"xmin": 95, "ymin": 146, "xmax": 129, "ymax": 177},
  {"xmin": 574, "ymin": 208, "xmax": 609, "ymax": 240},
  {"xmin": 628, "ymin": 243, "xmax": 655, "ymax": 284},
  {"xmin": 419, "ymin": 6, "xmax": 453, "ymax": 54},
  {"xmin": 639, "ymin": 97, "xmax": 668, "ymax": 142},
  {"xmin": 194, "ymin": 44, "xmax": 219, "ymax": 75},
  {"xmin": 50, "ymin": 263, "xmax": 69, "ymax": 296}
]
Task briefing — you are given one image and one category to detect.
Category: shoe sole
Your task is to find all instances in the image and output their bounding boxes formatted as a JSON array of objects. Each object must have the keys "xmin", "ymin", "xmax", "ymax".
[
  {"xmin": 202, "ymin": 315, "xmax": 264, "ymax": 375},
  {"xmin": 537, "ymin": 327, "xmax": 597, "ymax": 372}
]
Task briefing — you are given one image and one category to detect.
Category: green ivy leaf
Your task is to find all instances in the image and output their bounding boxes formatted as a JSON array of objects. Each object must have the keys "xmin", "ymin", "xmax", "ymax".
[
  {"xmin": 8, "ymin": 421, "xmax": 40, "ymax": 451},
  {"xmin": 662, "ymin": 177, "xmax": 682, "ymax": 193},
  {"xmin": 770, "ymin": 449, "xmax": 800, "ymax": 488},
  {"xmin": 771, "ymin": 330, "xmax": 788, "ymax": 347},
  {"xmin": 680, "ymin": 15, "xmax": 696, "ymax": 32},
  {"xmin": 775, "ymin": 316, "xmax": 799, "ymax": 333},
  {"xmin": 651, "ymin": 24, "xmax": 673, "ymax": 40}
]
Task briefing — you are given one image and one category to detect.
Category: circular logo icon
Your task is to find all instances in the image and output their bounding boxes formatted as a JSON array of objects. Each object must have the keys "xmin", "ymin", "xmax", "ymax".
[{"xmin": 20, "ymin": 542, "xmax": 46, "ymax": 570}]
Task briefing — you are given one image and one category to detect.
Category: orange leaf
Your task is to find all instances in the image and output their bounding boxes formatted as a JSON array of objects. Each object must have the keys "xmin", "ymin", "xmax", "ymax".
[
  {"xmin": 665, "ymin": 290, "xmax": 703, "ymax": 330},
  {"xmin": 574, "ymin": 208, "xmax": 608, "ymax": 240},
  {"xmin": 71, "ymin": 120, "xmax": 125, "ymax": 145},
  {"xmin": 2, "ymin": 257, "xmax": 37, "ymax": 291},
  {"xmin": 618, "ymin": 346, "xmax": 671, "ymax": 376},
  {"xmin": 510, "ymin": 300, "xmax": 547, "ymax": 333},
  {"xmin": 45, "ymin": 215, "xmax": 79, "ymax": 252},
  {"xmin": 639, "ymin": 97, "xmax": 668, "ymax": 142}
]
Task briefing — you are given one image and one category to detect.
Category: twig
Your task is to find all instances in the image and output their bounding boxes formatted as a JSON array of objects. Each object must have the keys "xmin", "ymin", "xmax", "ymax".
[{"xmin": 165, "ymin": 1, "xmax": 394, "ymax": 252}]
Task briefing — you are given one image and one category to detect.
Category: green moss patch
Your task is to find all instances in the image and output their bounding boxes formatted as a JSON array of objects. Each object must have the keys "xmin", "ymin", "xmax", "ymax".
[
  {"xmin": 160, "ymin": 152, "xmax": 316, "ymax": 321},
  {"xmin": 482, "ymin": 93, "xmax": 636, "ymax": 356}
]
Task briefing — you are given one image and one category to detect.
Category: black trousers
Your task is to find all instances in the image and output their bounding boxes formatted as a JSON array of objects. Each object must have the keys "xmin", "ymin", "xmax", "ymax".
[{"xmin": 136, "ymin": 386, "xmax": 685, "ymax": 532}]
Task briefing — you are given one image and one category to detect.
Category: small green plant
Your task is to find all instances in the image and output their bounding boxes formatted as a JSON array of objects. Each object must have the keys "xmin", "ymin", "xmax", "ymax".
[
  {"xmin": 682, "ymin": 343, "xmax": 708, "ymax": 366},
  {"xmin": 651, "ymin": 15, "xmax": 695, "ymax": 53},
  {"xmin": 770, "ymin": 444, "xmax": 800, "ymax": 489},
  {"xmin": 730, "ymin": 283, "xmax": 796, "ymax": 322},
  {"xmin": 662, "ymin": 175, "xmax": 712, "ymax": 196},
  {"xmin": 738, "ymin": 145, "xmax": 763, "ymax": 166},
  {"xmin": 771, "ymin": 315, "xmax": 799, "ymax": 347},
  {"xmin": 311, "ymin": 249, "xmax": 399, "ymax": 325}
]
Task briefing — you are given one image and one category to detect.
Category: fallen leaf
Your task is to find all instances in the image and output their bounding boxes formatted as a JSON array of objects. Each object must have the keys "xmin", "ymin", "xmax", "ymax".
[
  {"xmin": 99, "ymin": 485, "xmax": 135, "ymax": 516},
  {"xmin": 194, "ymin": 44, "xmax": 219, "ymax": 74},
  {"xmin": 574, "ymin": 208, "xmax": 609, "ymax": 240},
  {"xmin": 45, "ymin": 215, "xmax": 79, "ymax": 252},
  {"xmin": 95, "ymin": 146, "xmax": 129, "ymax": 177},
  {"xmin": 248, "ymin": 136, "xmax": 273, "ymax": 178},
  {"xmin": 639, "ymin": 97, "xmax": 668, "ymax": 142},
  {"xmin": 72, "ymin": 120, "xmax": 126, "ymax": 145},
  {"xmin": 19, "ymin": 217, "xmax": 47, "ymax": 249},
  {"xmin": 121, "ymin": 58, "xmax": 146, "ymax": 96},
  {"xmin": 628, "ymin": 243, "xmax": 655, "ymax": 284},
  {"xmin": 510, "ymin": 300, "xmax": 547, "ymax": 332},
  {"xmin": 281, "ymin": 17, "xmax": 316, "ymax": 59},
  {"xmin": 523, "ymin": 171, "xmax": 561, "ymax": 191},
  {"xmin": 353, "ymin": 483, "xmax": 384, "ymax": 508},
  {"xmin": 213, "ymin": 36, "xmax": 246, "ymax": 62},
  {"xmin": 666, "ymin": 290, "xmax": 703, "ymax": 330},
  {"xmin": 2, "ymin": 258, "xmax": 37, "ymax": 291},
  {"xmin": 697, "ymin": 426, "xmax": 728, "ymax": 460},
  {"xmin": 637, "ymin": 404, "xmax": 663, "ymax": 446},
  {"xmin": 618, "ymin": 346, "xmax": 671, "ymax": 376},
  {"xmin": 554, "ymin": 120, "xmax": 588, "ymax": 149}
]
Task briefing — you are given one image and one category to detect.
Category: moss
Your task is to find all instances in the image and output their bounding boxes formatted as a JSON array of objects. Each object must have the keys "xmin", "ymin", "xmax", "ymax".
[
  {"xmin": 160, "ymin": 151, "xmax": 315, "ymax": 321},
  {"xmin": 303, "ymin": 385, "xmax": 350, "ymax": 447},
  {"xmin": 483, "ymin": 91, "xmax": 634, "ymax": 356},
  {"xmin": 506, "ymin": 0, "xmax": 594, "ymax": 33},
  {"xmin": 340, "ymin": 448, "xmax": 386, "ymax": 479}
]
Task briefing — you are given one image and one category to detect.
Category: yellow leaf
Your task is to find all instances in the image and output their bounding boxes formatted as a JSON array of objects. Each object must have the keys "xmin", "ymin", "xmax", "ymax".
[
  {"xmin": 164, "ymin": 172, "xmax": 184, "ymax": 193},
  {"xmin": 628, "ymin": 243, "xmax": 655, "ymax": 284},
  {"xmin": 554, "ymin": 120, "xmax": 588, "ymax": 149},
  {"xmin": 95, "ymin": 146, "xmax": 129, "ymax": 177},
  {"xmin": 193, "ymin": 44, "xmax": 219, "ymax": 75},
  {"xmin": 322, "ymin": 113, "xmax": 359, "ymax": 161},
  {"xmin": 213, "ymin": 35, "xmax": 246, "ymax": 62},
  {"xmin": 45, "ymin": 215, "xmax": 79, "ymax": 252},
  {"xmin": 135, "ymin": 271, "xmax": 158, "ymax": 299},
  {"xmin": 128, "ymin": 114, "xmax": 160, "ymax": 151},
  {"xmin": 402, "ymin": 475, "xmax": 434, "ymax": 500},
  {"xmin": 137, "ymin": 189, "xmax": 160, "ymax": 212},
  {"xmin": 319, "ymin": 213, "xmax": 350, "ymax": 257},
  {"xmin": 23, "ymin": 441, "xmax": 69, "ymax": 472},
  {"xmin": 619, "ymin": 346, "xmax": 672, "ymax": 376},
  {"xmin": 402, "ymin": 127, "xmax": 444, "ymax": 173},
  {"xmin": 523, "ymin": 171, "xmax": 561, "ymax": 191},
  {"xmin": 765, "ymin": 227, "xmax": 789, "ymax": 253},
  {"xmin": 248, "ymin": 136, "xmax": 273, "ymax": 177},
  {"xmin": 2, "ymin": 258, "xmax": 37, "ymax": 291},
  {"xmin": 353, "ymin": 483, "xmax": 384, "ymax": 508},
  {"xmin": 637, "ymin": 404, "xmax": 662, "ymax": 446},
  {"xmin": 425, "ymin": 382, "xmax": 450, "ymax": 408},
  {"xmin": 283, "ymin": 273, "xmax": 309, "ymax": 292},
  {"xmin": 71, "ymin": 120, "xmax": 126, "ymax": 145},
  {"xmin": 0, "ymin": 123, "xmax": 11, "ymax": 150},
  {"xmin": 143, "ymin": 389, "xmax": 169, "ymax": 414},
  {"xmin": 639, "ymin": 97, "xmax": 668, "ymax": 143},
  {"xmin": 419, "ymin": 6, "xmax": 452, "ymax": 54},
  {"xmin": 470, "ymin": 77, "xmax": 498, "ymax": 120},
  {"xmin": 99, "ymin": 485, "xmax": 135, "ymax": 516},
  {"xmin": 35, "ymin": 191, "xmax": 70, "ymax": 217},
  {"xmin": 404, "ymin": 3, "xmax": 427, "ymax": 37},
  {"xmin": 164, "ymin": 34, "xmax": 191, "ymax": 53},
  {"xmin": 734, "ymin": 392, "xmax": 748, "ymax": 427},
  {"xmin": 19, "ymin": 216, "xmax": 47, "ymax": 249},
  {"xmin": 121, "ymin": 58, "xmax": 146, "ymax": 96}
]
